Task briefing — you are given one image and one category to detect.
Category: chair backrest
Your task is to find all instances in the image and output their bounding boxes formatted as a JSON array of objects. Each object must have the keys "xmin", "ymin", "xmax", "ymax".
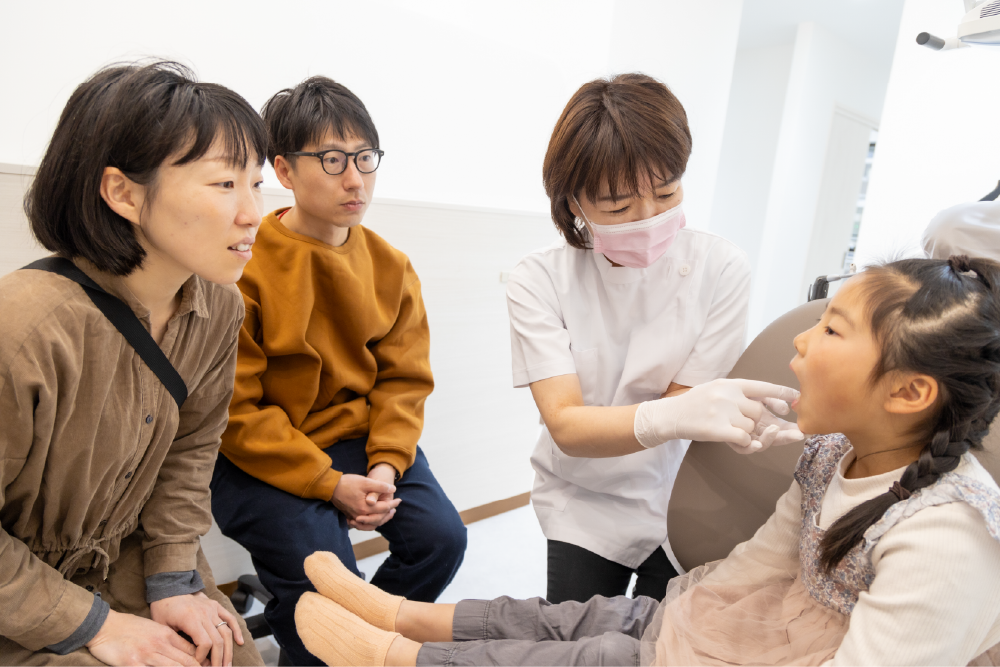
[
  {"xmin": 667, "ymin": 298, "xmax": 826, "ymax": 572},
  {"xmin": 667, "ymin": 297, "xmax": 1000, "ymax": 573}
]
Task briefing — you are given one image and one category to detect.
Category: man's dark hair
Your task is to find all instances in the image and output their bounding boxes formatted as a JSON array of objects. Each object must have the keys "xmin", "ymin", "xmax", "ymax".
[
  {"xmin": 24, "ymin": 61, "xmax": 268, "ymax": 276},
  {"xmin": 260, "ymin": 76, "xmax": 379, "ymax": 167}
]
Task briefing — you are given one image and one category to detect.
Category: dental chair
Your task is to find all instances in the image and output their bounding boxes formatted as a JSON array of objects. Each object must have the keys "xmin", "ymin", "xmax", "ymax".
[{"xmin": 666, "ymin": 298, "xmax": 1000, "ymax": 572}]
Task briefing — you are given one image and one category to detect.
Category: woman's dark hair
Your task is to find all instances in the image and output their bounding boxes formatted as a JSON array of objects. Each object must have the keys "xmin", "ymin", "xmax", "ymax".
[
  {"xmin": 542, "ymin": 73, "xmax": 692, "ymax": 250},
  {"xmin": 260, "ymin": 76, "xmax": 379, "ymax": 167},
  {"xmin": 820, "ymin": 255, "xmax": 1000, "ymax": 570},
  {"xmin": 24, "ymin": 61, "xmax": 267, "ymax": 276}
]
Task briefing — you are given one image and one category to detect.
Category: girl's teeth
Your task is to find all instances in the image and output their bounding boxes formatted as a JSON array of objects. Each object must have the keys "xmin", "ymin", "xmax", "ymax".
[{"xmin": 233, "ymin": 244, "xmax": 251, "ymax": 251}]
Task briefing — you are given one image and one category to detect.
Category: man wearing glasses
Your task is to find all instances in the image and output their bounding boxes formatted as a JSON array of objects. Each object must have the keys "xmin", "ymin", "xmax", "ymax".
[{"xmin": 210, "ymin": 76, "xmax": 467, "ymax": 665}]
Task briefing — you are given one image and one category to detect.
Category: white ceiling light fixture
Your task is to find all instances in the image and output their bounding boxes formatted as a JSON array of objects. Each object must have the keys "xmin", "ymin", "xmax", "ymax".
[{"xmin": 917, "ymin": 0, "xmax": 1000, "ymax": 50}]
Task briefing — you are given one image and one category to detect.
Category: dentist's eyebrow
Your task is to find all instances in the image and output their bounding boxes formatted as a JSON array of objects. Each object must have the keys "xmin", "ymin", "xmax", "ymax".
[
  {"xmin": 596, "ymin": 176, "xmax": 679, "ymax": 203},
  {"xmin": 596, "ymin": 192, "xmax": 632, "ymax": 203}
]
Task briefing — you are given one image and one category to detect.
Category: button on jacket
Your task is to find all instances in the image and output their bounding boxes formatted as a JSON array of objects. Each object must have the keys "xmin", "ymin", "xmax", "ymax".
[{"xmin": 0, "ymin": 257, "xmax": 242, "ymax": 650}]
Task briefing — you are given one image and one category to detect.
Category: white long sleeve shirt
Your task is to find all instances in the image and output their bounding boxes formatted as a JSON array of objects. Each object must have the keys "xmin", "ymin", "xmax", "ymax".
[{"xmin": 707, "ymin": 450, "xmax": 1000, "ymax": 665}]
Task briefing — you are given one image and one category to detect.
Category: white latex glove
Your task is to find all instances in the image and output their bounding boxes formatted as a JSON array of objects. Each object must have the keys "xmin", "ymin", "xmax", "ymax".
[
  {"xmin": 634, "ymin": 378, "xmax": 803, "ymax": 453},
  {"xmin": 734, "ymin": 397, "xmax": 806, "ymax": 454}
]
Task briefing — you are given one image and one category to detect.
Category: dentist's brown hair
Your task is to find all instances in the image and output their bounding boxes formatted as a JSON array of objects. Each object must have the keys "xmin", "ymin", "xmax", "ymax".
[{"xmin": 542, "ymin": 73, "xmax": 692, "ymax": 250}]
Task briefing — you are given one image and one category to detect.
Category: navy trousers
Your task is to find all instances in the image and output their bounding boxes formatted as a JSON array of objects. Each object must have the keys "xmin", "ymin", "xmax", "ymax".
[{"xmin": 211, "ymin": 437, "xmax": 467, "ymax": 666}]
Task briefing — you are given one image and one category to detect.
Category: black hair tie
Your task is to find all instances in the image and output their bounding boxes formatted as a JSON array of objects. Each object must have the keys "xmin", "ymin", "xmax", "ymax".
[
  {"xmin": 948, "ymin": 255, "xmax": 978, "ymax": 278},
  {"xmin": 889, "ymin": 481, "xmax": 912, "ymax": 501}
]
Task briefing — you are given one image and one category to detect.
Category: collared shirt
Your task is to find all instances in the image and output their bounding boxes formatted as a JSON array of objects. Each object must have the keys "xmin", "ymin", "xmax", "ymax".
[
  {"xmin": 0, "ymin": 257, "xmax": 242, "ymax": 651},
  {"xmin": 506, "ymin": 228, "xmax": 750, "ymax": 570}
]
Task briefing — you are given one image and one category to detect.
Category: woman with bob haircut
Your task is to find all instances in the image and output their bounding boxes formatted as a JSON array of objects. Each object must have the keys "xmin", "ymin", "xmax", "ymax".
[
  {"xmin": 0, "ymin": 62, "xmax": 266, "ymax": 666},
  {"xmin": 504, "ymin": 73, "xmax": 803, "ymax": 603}
]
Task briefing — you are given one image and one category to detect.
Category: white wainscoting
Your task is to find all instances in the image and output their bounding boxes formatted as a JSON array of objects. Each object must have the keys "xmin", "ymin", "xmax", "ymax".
[{"xmin": 1, "ymin": 165, "xmax": 555, "ymax": 584}]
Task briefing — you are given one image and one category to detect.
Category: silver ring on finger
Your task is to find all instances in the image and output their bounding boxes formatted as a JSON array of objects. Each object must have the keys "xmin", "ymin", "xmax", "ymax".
[{"xmin": 216, "ymin": 621, "xmax": 228, "ymax": 629}]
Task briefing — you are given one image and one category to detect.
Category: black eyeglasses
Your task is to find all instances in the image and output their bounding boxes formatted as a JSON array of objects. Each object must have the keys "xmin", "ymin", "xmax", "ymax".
[{"xmin": 285, "ymin": 148, "xmax": 384, "ymax": 175}]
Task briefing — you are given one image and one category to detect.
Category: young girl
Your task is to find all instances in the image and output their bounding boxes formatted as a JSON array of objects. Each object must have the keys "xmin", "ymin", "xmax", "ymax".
[
  {"xmin": 0, "ymin": 63, "xmax": 266, "ymax": 666},
  {"xmin": 293, "ymin": 255, "xmax": 1000, "ymax": 666}
]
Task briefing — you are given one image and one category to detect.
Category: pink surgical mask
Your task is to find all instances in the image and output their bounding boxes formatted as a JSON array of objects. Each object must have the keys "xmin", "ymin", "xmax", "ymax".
[{"xmin": 574, "ymin": 195, "xmax": 686, "ymax": 268}]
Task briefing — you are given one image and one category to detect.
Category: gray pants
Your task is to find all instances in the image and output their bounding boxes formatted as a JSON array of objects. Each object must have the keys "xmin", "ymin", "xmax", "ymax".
[{"xmin": 416, "ymin": 595, "xmax": 660, "ymax": 666}]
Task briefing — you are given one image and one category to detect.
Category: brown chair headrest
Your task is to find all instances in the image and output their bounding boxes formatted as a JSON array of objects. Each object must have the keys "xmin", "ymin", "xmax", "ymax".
[{"xmin": 667, "ymin": 299, "xmax": 826, "ymax": 572}]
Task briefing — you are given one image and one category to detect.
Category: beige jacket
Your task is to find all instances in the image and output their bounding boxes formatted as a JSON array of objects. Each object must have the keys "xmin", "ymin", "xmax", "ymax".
[{"xmin": 0, "ymin": 258, "xmax": 242, "ymax": 650}]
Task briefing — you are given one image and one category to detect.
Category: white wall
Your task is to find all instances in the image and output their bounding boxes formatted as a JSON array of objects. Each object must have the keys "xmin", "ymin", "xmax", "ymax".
[
  {"xmin": 748, "ymin": 22, "xmax": 895, "ymax": 336},
  {"xmin": 855, "ymin": 0, "xmax": 1000, "ymax": 264},
  {"xmin": 799, "ymin": 111, "xmax": 874, "ymax": 298},
  {"xmin": 0, "ymin": 0, "xmax": 741, "ymax": 222},
  {"xmin": 709, "ymin": 41, "xmax": 796, "ymax": 273},
  {"xmin": 608, "ymin": 0, "xmax": 744, "ymax": 229}
]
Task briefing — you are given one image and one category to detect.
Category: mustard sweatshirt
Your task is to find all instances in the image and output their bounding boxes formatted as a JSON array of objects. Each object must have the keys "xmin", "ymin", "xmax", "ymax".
[{"xmin": 221, "ymin": 209, "xmax": 433, "ymax": 500}]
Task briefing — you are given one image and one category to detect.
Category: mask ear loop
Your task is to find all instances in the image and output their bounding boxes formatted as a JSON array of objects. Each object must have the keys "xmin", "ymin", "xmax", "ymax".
[{"xmin": 571, "ymin": 194, "xmax": 596, "ymax": 238}]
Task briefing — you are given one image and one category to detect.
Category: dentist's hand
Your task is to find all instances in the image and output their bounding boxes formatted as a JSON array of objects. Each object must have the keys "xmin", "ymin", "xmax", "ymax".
[
  {"xmin": 634, "ymin": 379, "xmax": 803, "ymax": 452},
  {"xmin": 731, "ymin": 395, "xmax": 805, "ymax": 454}
]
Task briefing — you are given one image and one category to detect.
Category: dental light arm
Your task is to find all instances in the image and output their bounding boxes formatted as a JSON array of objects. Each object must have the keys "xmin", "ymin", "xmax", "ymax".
[{"xmin": 807, "ymin": 264, "xmax": 857, "ymax": 302}]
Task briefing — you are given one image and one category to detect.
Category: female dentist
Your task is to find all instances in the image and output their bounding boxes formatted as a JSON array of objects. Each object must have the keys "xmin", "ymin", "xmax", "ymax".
[{"xmin": 506, "ymin": 73, "xmax": 802, "ymax": 604}]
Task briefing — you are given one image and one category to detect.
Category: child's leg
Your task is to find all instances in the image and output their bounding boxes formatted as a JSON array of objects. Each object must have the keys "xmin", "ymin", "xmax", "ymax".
[
  {"xmin": 307, "ymin": 551, "xmax": 660, "ymax": 644},
  {"xmin": 296, "ymin": 592, "xmax": 417, "ymax": 666},
  {"xmin": 417, "ymin": 633, "xmax": 640, "ymax": 666},
  {"xmin": 415, "ymin": 595, "xmax": 657, "ymax": 665},
  {"xmin": 306, "ymin": 550, "xmax": 458, "ymax": 642},
  {"xmin": 446, "ymin": 594, "xmax": 660, "ymax": 642},
  {"xmin": 296, "ymin": 593, "xmax": 647, "ymax": 667}
]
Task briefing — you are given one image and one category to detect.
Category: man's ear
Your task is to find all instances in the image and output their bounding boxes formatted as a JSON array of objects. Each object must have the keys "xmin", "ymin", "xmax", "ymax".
[
  {"xmin": 885, "ymin": 372, "xmax": 939, "ymax": 416},
  {"xmin": 99, "ymin": 167, "xmax": 145, "ymax": 227},
  {"xmin": 273, "ymin": 155, "xmax": 296, "ymax": 191}
]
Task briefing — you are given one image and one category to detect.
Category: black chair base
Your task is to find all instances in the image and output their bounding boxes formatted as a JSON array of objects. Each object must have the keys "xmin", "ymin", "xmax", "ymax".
[{"xmin": 228, "ymin": 573, "xmax": 290, "ymax": 664}]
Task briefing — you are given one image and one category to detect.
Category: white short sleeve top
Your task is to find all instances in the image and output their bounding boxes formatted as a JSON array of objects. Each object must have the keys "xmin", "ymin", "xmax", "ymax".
[{"xmin": 506, "ymin": 228, "xmax": 751, "ymax": 569}]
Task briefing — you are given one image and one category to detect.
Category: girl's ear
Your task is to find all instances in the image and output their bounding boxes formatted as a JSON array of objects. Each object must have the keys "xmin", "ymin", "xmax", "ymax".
[
  {"xmin": 884, "ymin": 372, "xmax": 939, "ymax": 415},
  {"xmin": 100, "ymin": 167, "xmax": 145, "ymax": 227}
]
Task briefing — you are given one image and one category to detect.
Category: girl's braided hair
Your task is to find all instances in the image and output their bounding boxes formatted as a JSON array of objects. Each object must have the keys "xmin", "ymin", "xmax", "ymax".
[{"xmin": 820, "ymin": 255, "xmax": 1000, "ymax": 571}]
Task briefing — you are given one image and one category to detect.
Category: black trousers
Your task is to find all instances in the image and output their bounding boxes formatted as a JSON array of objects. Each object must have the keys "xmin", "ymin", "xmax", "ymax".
[{"xmin": 546, "ymin": 540, "xmax": 679, "ymax": 604}]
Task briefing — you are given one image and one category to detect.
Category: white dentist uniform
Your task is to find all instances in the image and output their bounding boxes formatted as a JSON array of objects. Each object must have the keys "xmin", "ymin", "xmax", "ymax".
[{"xmin": 506, "ymin": 227, "xmax": 750, "ymax": 572}]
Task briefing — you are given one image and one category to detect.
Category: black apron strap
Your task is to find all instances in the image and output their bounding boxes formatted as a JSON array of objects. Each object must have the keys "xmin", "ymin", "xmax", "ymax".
[{"xmin": 23, "ymin": 257, "xmax": 188, "ymax": 408}]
